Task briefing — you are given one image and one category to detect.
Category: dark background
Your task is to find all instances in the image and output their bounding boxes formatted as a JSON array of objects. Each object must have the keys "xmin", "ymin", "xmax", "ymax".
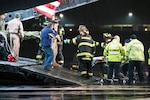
[
  {"xmin": 20, "ymin": 29, "xmax": 150, "ymax": 70},
  {"xmin": 2, "ymin": 0, "xmax": 149, "ymax": 69}
]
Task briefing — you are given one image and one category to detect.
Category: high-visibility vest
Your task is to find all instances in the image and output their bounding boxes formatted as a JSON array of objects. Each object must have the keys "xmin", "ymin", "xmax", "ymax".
[
  {"xmin": 103, "ymin": 39, "xmax": 125, "ymax": 62},
  {"xmin": 126, "ymin": 39, "xmax": 145, "ymax": 61}
]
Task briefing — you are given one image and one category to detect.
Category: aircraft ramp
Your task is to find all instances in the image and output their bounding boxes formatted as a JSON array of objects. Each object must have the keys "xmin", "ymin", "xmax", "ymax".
[{"xmin": 0, "ymin": 57, "xmax": 98, "ymax": 86}]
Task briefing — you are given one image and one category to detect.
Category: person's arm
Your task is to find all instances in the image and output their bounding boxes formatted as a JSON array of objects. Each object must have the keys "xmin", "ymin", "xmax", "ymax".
[
  {"xmin": 56, "ymin": 34, "xmax": 61, "ymax": 42},
  {"xmin": 19, "ymin": 22, "xmax": 24, "ymax": 38}
]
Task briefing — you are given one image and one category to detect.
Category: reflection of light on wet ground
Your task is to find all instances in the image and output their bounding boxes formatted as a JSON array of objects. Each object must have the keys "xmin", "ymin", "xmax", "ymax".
[{"xmin": 0, "ymin": 85, "xmax": 150, "ymax": 100}]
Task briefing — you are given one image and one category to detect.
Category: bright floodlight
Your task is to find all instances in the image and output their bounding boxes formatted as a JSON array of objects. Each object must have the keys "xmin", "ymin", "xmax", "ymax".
[
  {"xmin": 128, "ymin": 12, "xmax": 133, "ymax": 17},
  {"xmin": 59, "ymin": 13, "xmax": 64, "ymax": 18}
]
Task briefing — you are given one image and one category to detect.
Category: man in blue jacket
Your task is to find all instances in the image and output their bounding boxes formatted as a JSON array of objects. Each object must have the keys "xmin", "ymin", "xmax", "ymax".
[{"xmin": 40, "ymin": 21, "xmax": 61, "ymax": 71}]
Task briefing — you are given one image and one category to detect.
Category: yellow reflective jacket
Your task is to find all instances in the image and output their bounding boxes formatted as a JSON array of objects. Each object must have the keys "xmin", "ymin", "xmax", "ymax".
[
  {"xmin": 103, "ymin": 39, "xmax": 125, "ymax": 62},
  {"xmin": 126, "ymin": 39, "xmax": 145, "ymax": 61}
]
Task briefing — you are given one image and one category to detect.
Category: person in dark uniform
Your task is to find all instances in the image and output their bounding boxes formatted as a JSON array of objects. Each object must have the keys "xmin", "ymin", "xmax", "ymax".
[
  {"xmin": 64, "ymin": 25, "xmax": 96, "ymax": 79},
  {"xmin": 122, "ymin": 39, "xmax": 130, "ymax": 76},
  {"xmin": 56, "ymin": 24, "xmax": 65, "ymax": 67},
  {"xmin": 100, "ymin": 33, "xmax": 112, "ymax": 79},
  {"xmin": 147, "ymin": 47, "xmax": 150, "ymax": 84}
]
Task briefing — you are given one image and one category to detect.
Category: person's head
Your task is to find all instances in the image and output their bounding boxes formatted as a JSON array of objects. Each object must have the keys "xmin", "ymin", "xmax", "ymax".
[
  {"xmin": 48, "ymin": 21, "xmax": 58, "ymax": 31},
  {"xmin": 52, "ymin": 16, "xmax": 60, "ymax": 23},
  {"xmin": 130, "ymin": 34, "xmax": 137, "ymax": 41},
  {"xmin": 15, "ymin": 13, "xmax": 21, "ymax": 19},
  {"xmin": 114, "ymin": 35, "xmax": 120, "ymax": 42},
  {"xmin": 103, "ymin": 33, "xmax": 112, "ymax": 39},
  {"xmin": 103, "ymin": 32, "xmax": 112, "ymax": 42},
  {"xmin": 78, "ymin": 25, "xmax": 89, "ymax": 35},
  {"xmin": 124, "ymin": 39, "xmax": 130, "ymax": 46}
]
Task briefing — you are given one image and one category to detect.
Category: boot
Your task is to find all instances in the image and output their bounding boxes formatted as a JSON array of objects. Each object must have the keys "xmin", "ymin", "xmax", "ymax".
[{"xmin": 52, "ymin": 61, "xmax": 61, "ymax": 67}]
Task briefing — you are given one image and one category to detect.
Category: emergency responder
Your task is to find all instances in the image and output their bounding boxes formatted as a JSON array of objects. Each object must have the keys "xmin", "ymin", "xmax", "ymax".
[
  {"xmin": 101, "ymin": 33, "xmax": 112, "ymax": 49},
  {"xmin": 122, "ymin": 39, "xmax": 130, "ymax": 76},
  {"xmin": 103, "ymin": 35, "xmax": 125, "ymax": 80},
  {"xmin": 64, "ymin": 25, "xmax": 96, "ymax": 79},
  {"xmin": 99, "ymin": 32, "xmax": 112, "ymax": 79},
  {"xmin": 148, "ymin": 47, "xmax": 150, "ymax": 84},
  {"xmin": 126, "ymin": 34, "xmax": 145, "ymax": 85},
  {"xmin": 36, "ymin": 38, "xmax": 44, "ymax": 61},
  {"xmin": 56, "ymin": 24, "xmax": 65, "ymax": 67},
  {"xmin": 7, "ymin": 13, "xmax": 24, "ymax": 61}
]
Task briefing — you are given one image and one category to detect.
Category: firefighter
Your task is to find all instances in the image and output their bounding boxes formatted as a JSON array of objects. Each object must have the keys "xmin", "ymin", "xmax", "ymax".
[
  {"xmin": 103, "ymin": 35, "xmax": 125, "ymax": 80},
  {"xmin": 99, "ymin": 32, "xmax": 112, "ymax": 79},
  {"xmin": 56, "ymin": 24, "xmax": 65, "ymax": 67},
  {"xmin": 101, "ymin": 32, "xmax": 112, "ymax": 49},
  {"xmin": 64, "ymin": 25, "xmax": 96, "ymax": 79},
  {"xmin": 126, "ymin": 34, "xmax": 145, "ymax": 85}
]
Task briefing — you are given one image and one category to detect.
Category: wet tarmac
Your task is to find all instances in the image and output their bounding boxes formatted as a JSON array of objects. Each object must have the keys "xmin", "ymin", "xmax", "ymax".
[{"xmin": 0, "ymin": 85, "xmax": 150, "ymax": 100}]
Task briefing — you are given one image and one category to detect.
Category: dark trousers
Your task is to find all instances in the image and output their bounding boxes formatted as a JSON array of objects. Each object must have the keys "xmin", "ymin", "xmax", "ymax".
[
  {"xmin": 148, "ymin": 65, "xmax": 150, "ymax": 84},
  {"xmin": 79, "ymin": 59, "xmax": 93, "ymax": 78},
  {"xmin": 107, "ymin": 62, "xmax": 120, "ymax": 79},
  {"xmin": 122, "ymin": 63, "xmax": 128, "ymax": 76},
  {"xmin": 128, "ymin": 60, "xmax": 144, "ymax": 84},
  {"xmin": 56, "ymin": 44, "xmax": 64, "ymax": 65}
]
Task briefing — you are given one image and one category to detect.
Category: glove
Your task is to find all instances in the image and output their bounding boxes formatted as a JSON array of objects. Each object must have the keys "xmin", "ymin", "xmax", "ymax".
[{"xmin": 64, "ymin": 39, "xmax": 69, "ymax": 44}]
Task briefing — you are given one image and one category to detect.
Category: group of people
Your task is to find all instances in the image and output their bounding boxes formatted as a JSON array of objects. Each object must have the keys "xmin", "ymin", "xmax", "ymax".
[
  {"xmin": 103, "ymin": 34, "xmax": 145, "ymax": 85},
  {"xmin": 0, "ymin": 13, "xmax": 24, "ymax": 61},
  {"xmin": 0, "ymin": 13, "xmax": 24, "ymax": 62},
  {"xmin": 0, "ymin": 12, "xmax": 150, "ymax": 85},
  {"xmin": 41, "ymin": 19, "xmax": 149, "ymax": 85},
  {"xmin": 40, "ymin": 16, "xmax": 65, "ymax": 71}
]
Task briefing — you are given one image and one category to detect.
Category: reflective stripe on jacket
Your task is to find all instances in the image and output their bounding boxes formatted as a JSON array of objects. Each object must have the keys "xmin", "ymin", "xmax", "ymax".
[
  {"xmin": 103, "ymin": 39, "xmax": 125, "ymax": 62},
  {"xmin": 70, "ymin": 34, "xmax": 96, "ymax": 60}
]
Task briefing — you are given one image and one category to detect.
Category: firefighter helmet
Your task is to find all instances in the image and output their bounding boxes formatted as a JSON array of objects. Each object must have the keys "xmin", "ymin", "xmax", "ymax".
[{"xmin": 103, "ymin": 32, "xmax": 112, "ymax": 39}]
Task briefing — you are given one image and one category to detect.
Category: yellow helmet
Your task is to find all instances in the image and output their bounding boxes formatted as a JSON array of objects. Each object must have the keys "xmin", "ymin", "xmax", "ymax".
[{"xmin": 103, "ymin": 33, "xmax": 112, "ymax": 39}]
